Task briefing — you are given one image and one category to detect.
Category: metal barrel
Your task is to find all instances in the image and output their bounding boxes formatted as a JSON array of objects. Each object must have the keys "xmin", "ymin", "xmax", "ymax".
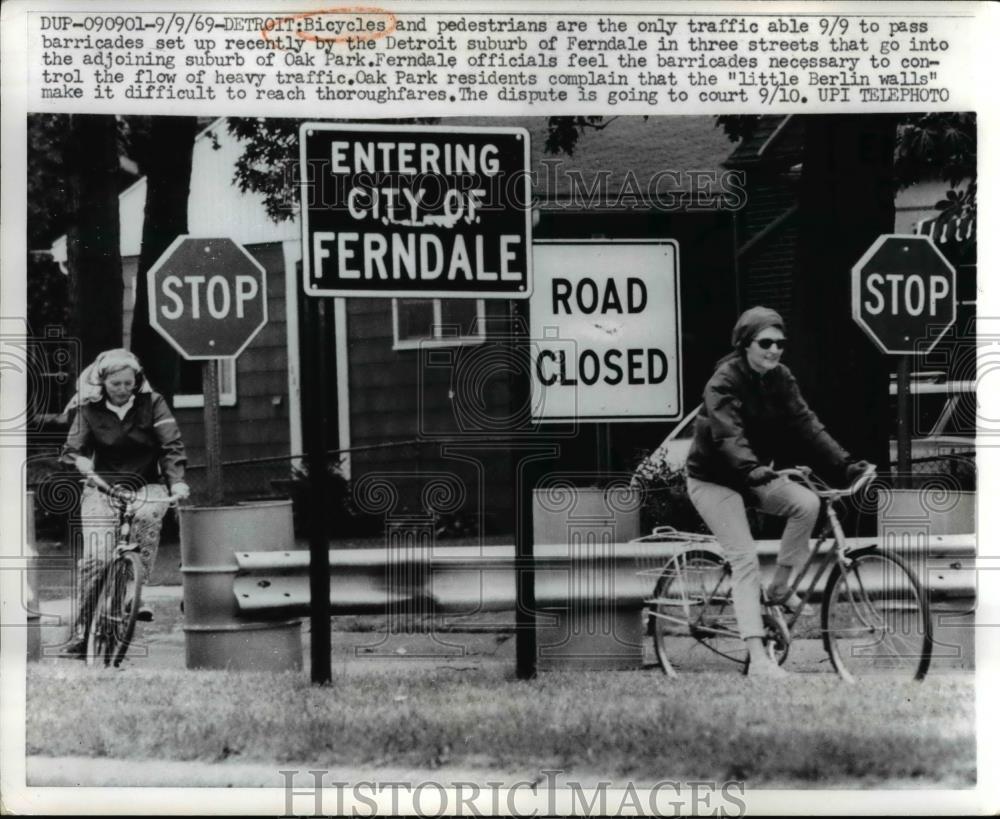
[
  {"xmin": 180, "ymin": 499, "xmax": 303, "ymax": 671},
  {"xmin": 26, "ymin": 491, "xmax": 41, "ymax": 662}
]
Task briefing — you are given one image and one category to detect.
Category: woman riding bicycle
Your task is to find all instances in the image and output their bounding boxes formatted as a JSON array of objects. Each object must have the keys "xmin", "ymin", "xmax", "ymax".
[
  {"xmin": 685, "ymin": 307, "xmax": 871, "ymax": 678},
  {"xmin": 60, "ymin": 349, "xmax": 190, "ymax": 656}
]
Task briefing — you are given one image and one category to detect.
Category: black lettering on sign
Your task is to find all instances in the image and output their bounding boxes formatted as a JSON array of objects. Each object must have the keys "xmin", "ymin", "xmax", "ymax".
[
  {"xmin": 549, "ymin": 276, "xmax": 649, "ymax": 315},
  {"xmin": 577, "ymin": 278, "xmax": 598, "ymax": 314},
  {"xmin": 604, "ymin": 349, "xmax": 623, "ymax": 384},
  {"xmin": 627, "ymin": 278, "xmax": 647, "ymax": 313},
  {"xmin": 552, "ymin": 278, "xmax": 572, "ymax": 314},
  {"xmin": 540, "ymin": 347, "xmax": 668, "ymax": 386}
]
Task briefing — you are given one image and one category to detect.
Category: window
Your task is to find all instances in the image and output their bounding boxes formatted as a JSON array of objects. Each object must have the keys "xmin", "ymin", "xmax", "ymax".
[
  {"xmin": 392, "ymin": 298, "xmax": 486, "ymax": 350},
  {"xmin": 172, "ymin": 359, "xmax": 237, "ymax": 408}
]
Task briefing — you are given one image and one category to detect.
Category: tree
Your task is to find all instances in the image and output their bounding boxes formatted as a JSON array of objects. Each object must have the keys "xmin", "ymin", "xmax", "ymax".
[
  {"xmin": 65, "ymin": 115, "xmax": 123, "ymax": 365},
  {"xmin": 27, "ymin": 114, "xmax": 72, "ymax": 251},
  {"xmin": 788, "ymin": 115, "xmax": 898, "ymax": 471},
  {"xmin": 27, "ymin": 115, "xmax": 199, "ymax": 405},
  {"xmin": 127, "ymin": 116, "xmax": 199, "ymax": 403},
  {"xmin": 224, "ymin": 117, "xmax": 439, "ymax": 219}
]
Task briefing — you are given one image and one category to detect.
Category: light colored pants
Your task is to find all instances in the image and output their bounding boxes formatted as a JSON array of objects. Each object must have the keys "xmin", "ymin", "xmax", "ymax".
[
  {"xmin": 686, "ymin": 475, "xmax": 820, "ymax": 640},
  {"xmin": 70, "ymin": 483, "xmax": 170, "ymax": 642}
]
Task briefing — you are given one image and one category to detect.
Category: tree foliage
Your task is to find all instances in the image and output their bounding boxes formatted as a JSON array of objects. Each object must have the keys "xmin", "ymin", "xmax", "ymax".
[
  {"xmin": 224, "ymin": 117, "xmax": 440, "ymax": 223},
  {"xmin": 714, "ymin": 113, "xmax": 976, "ymax": 193},
  {"xmin": 894, "ymin": 113, "xmax": 976, "ymax": 189},
  {"xmin": 27, "ymin": 115, "xmax": 72, "ymax": 250}
]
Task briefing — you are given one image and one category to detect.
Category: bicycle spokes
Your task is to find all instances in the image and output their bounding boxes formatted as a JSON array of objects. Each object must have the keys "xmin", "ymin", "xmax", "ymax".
[
  {"xmin": 823, "ymin": 551, "xmax": 932, "ymax": 681},
  {"xmin": 650, "ymin": 552, "xmax": 749, "ymax": 673}
]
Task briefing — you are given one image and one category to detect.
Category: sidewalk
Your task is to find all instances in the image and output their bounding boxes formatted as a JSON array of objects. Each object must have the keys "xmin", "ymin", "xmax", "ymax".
[
  {"xmin": 23, "ymin": 755, "xmax": 550, "ymax": 788},
  {"xmin": 32, "ymin": 584, "xmax": 976, "ymax": 673},
  {"xmin": 34, "ymin": 586, "xmax": 521, "ymax": 673}
]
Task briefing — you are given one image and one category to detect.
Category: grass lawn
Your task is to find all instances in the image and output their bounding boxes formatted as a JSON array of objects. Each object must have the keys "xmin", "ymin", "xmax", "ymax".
[{"xmin": 26, "ymin": 664, "xmax": 974, "ymax": 787}]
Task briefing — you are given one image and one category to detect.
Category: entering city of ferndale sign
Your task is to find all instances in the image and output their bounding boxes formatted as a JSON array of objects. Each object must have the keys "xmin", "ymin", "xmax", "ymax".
[
  {"xmin": 299, "ymin": 122, "xmax": 534, "ymax": 685},
  {"xmin": 300, "ymin": 123, "xmax": 532, "ymax": 299}
]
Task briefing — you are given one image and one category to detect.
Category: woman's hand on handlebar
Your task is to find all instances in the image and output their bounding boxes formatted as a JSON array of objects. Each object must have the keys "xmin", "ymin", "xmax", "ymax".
[
  {"xmin": 73, "ymin": 455, "xmax": 113, "ymax": 492},
  {"xmin": 169, "ymin": 481, "xmax": 191, "ymax": 502},
  {"xmin": 845, "ymin": 460, "xmax": 874, "ymax": 485},
  {"xmin": 778, "ymin": 463, "xmax": 877, "ymax": 496}
]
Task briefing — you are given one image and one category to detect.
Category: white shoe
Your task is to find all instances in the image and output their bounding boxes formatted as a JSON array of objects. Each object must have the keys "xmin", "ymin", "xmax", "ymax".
[{"xmin": 747, "ymin": 659, "xmax": 790, "ymax": 679}]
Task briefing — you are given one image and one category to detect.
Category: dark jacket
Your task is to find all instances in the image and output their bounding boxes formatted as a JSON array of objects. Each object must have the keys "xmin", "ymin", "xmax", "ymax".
[
  {"xmin": 685, "ymin": 354, "xmax": 849, "ymax": 489},
  {"xmin": 61, "ymin": 392, "xmax": 187, "ymax": 487}
]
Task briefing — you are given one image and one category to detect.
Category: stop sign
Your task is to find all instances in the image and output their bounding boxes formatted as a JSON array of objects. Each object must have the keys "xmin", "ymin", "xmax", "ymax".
[
  {"xmin": 851, "ymin": 234, "xmax": 956, "ymax": 355},
  {"xmin": 148, "ymin": 236, "xmax": 267, "ymax": 359}
]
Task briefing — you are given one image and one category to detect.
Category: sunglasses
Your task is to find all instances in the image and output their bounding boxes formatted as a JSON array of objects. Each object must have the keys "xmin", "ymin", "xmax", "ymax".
[{"xmin": 754, "ymin": 338, "xmax": 786, "ymax": 350}]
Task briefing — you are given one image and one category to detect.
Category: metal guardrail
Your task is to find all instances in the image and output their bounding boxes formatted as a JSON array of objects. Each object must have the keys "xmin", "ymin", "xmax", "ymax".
[{"xmin": 232, "ymin": 534, "xmax": 977, "ymax": 619}]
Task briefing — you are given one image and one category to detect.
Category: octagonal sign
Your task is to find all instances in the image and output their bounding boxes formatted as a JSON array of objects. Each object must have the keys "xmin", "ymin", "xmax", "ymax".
[
  {"xmin": 148, "ymin": 236, "xmax": 267, "ymax": 360},
  {"xmin": 851, "ymin": 234, "xmax": 956, "ymax": 355}
]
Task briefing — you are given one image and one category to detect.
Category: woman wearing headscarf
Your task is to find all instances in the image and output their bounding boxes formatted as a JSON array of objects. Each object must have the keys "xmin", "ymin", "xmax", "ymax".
[
  {"xmin": 685, "ymin": 307, "xmax": 871, "ymax": 677},
  {"xmin": 60, "ymin": 349, "xmax": 190, "ymax": 656}
]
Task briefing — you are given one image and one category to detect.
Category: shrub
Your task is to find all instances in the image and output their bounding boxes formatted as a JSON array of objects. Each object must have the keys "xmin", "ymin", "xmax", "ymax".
[
  {"xmin": 632, "ymin": 451, "xmax": 764, "ymax": 537},
  {"xmin": 282, "ymin": 462, "xmax": 374, "ymax": 539}
]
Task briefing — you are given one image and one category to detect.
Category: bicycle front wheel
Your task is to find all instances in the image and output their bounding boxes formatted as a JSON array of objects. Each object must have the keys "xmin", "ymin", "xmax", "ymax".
[
  {"xmin": 650, "ymin": 550, "xmax": 745, "ymax": 675},
  {"xmin": 822, "ymin": 549, "xmax": 932, "ymax": 682},
  {"xmin": 86, "ymin": 553, "xmax": 143, "ymax": 668}
]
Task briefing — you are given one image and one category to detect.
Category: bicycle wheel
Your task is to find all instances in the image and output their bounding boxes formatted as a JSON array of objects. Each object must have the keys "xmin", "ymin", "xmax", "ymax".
[
  {"xmin": 650, "ymin": 550, "xmax": 745, "ymax": 675},
  {"xmin": 85, "ymin": 553, "xmax": 143, "ymax": 669},
  {"xmin": 85, "ymin": 577, "xmax": 114, "ymax": 668},
  {"xmin": 822, "ymin": 548, "xmax": 932, "ymax": 682}
]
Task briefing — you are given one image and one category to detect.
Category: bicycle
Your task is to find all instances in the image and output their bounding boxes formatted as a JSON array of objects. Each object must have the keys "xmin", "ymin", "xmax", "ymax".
[
  {"xmin": 639, "ymin": 465, "xmax": 934, "ymax": 681},
  {"xmin": 80, "ymin": 475, "xmax": 178, "ymax": 668}
]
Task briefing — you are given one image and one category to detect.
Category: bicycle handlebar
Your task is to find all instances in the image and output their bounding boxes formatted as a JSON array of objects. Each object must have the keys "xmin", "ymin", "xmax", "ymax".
[
  {"xmin": 81, "ymin": 475, "xmax": 182, "ymax": 507},
  {"xmin": 776, "ymin": 464, "xmax": 877, "ymax": 499}
]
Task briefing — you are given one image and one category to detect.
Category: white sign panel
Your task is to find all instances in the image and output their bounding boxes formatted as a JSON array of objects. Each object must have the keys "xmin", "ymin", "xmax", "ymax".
[{"xmin": 530, "ymin": 240, "xmax": 682, "ymax": 423}]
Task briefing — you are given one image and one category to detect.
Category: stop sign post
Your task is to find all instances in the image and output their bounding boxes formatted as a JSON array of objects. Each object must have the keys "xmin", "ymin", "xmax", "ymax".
[
  {"xmin": 851, "ymin": 234, "xmax": 956, "ymax": 485},
  {"xmin": 148, "ymin": 236, "xmax": 268, "ymax": 502}
]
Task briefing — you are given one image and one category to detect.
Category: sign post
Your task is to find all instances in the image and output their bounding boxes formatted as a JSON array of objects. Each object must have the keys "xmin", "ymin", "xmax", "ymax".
[
  {"xmin": 851, "ymin": 234, "xmax": 957, "ymax": 488},
  {"xmin": 201, "ymin": 359, "xmax": 222, "ymax": 504},
  {"xmin": 301, "ymin": 123, "xmax": 532, "ymax": 684},
  {"xmin": 147, "ymin": 235, "xmax": 268, "ymax": 503}
]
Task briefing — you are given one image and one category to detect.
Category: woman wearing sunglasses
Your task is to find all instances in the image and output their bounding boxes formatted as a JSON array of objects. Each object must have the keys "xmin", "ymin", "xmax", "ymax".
[{"xmin": 685, "ymin": 306, "xmax": 871, "ymax": 678}]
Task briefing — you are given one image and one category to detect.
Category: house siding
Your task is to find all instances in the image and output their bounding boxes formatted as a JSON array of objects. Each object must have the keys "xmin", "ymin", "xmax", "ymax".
[{"xmin": 123, "ymin": 241, "xmax": 292, "ymax": 498}]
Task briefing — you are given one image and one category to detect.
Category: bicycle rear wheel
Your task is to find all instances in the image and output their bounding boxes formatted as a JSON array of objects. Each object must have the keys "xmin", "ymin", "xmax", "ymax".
[
  {"xmin": 85, "ymin": 553, "xmax": 143, "ymax": 668},
  {"xmin": 822, "ymin": 548, "xmax": 932, "ymax": 682},
  {"xmin": 650, "ymin": 550, "xmax": 745, "ymax": 675}
]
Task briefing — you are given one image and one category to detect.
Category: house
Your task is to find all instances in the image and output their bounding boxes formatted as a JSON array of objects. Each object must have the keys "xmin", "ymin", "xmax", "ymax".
[{"xmin": 49, "ymin": 116, "xmax": 744, "ymax": 532}]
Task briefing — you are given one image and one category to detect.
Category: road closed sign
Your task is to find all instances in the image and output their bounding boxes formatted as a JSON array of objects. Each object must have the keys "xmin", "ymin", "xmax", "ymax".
[
  {"xmin": 300, "ymin": 123, "xmax": 532, "ymax": 299},
  {"xmin": 530, "ymin": 241, "xmax": 682, "ymax": 422}
]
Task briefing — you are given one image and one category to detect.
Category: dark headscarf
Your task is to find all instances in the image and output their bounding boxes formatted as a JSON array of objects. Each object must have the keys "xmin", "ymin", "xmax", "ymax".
[{"xmin": 731, "ymin": 306, "xmax": 786, "ymax": 350}]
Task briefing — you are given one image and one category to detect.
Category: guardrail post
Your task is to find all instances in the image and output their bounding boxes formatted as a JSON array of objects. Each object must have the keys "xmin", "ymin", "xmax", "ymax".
[
  {"xmin": 535, "ymin": 484, "xmax": 643, "ymax": 670},
  {"xmin": 878, "ymin": 487, "xmax": 976, "ymax": 669}
]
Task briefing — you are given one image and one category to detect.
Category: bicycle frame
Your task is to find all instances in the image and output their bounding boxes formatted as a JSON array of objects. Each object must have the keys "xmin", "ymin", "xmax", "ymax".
[{"xmin": 647, "ymin": 466, "xmax": 877, "ymax": 642}]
